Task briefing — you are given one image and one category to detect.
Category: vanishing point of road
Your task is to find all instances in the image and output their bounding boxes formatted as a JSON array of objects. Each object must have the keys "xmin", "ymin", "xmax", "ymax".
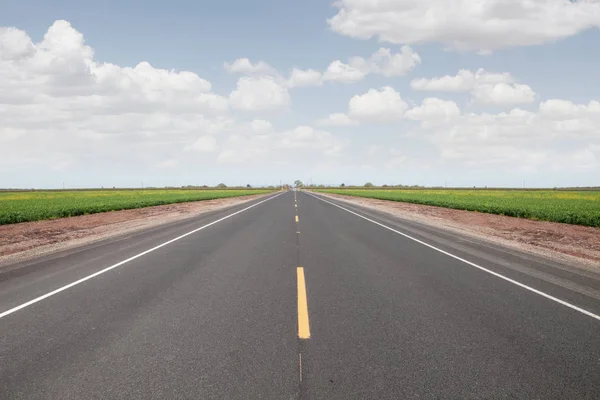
[{"xmin": 1, "ymin": 191, "xmax": 599, "ymax": 399}]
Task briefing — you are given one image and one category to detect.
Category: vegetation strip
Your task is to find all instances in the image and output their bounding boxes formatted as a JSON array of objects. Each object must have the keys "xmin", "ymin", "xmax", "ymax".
[
  {"xmin": 315, "ymin": 189, "xmax": 600, "ymax": 228},
  {"xmin": 0, "ymin": 189, "xmax": 273, "ymax": 225}
]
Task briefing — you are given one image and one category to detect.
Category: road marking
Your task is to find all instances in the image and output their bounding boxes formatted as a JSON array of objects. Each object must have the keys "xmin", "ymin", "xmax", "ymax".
[
  {"xmin": 297, "ymin": 267, "xmax": 311, "ymax": 339},
  {"xmin": 299, "ymin": 353, "xmax": 303, "ymax": 382},
  {"xmin": 0, "ymin": 193, "xmax": 284, "ymax": 320},
  {"xmin": 307, "ymin": 192, "xmax": 600, "ymax": 323},
  {"xmin": 295, "ymin": 215, "xmax": 299, "ymax": 222}
]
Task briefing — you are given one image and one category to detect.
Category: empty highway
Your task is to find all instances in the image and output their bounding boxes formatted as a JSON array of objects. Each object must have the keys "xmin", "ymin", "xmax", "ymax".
[{"xmin": 1, "ymin": 190, "xmax": 599, "ymax": 399}]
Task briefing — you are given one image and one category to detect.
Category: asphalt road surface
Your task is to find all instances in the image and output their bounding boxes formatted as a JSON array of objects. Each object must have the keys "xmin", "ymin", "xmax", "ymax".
[{"xmin": 1, "ymin": 190, "xmax": 599, "ymax": 399}]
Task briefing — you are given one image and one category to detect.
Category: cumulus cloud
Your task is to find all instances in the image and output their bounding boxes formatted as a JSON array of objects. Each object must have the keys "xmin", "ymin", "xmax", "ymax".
[
  {"xmin": 316, "ymin": 113, "xmax": 357, "ymax": 127},
  {"xmin": 223, "ymin": 58, "xmax": 277, "ymax": 76},
  {"xmin": 229, "ymin": 76, "xmax": 290, "ymax": 111},
  {"xmin": 409, "ymin": 100, "xmax": 600, "ymax": 171},
  {"xmin": 226, "ymin": 47, "xmax": 421, "ymax": 89},
  {"xmin": 324, "ymin": 60, "xmax": 366, "ymax": 83},
  {"xmin": 325, "ymin": 46, "xmax": 420, "ymax": 83},
  {"xmin": 405, "ymin": 98, "xmax": 461, "ymax": 121},
  {"xmin": 348, "ymin": 87, "xmax": 408, "ymax": 123},
  {"xmin": 317, "ymin": 88, "xmax": 600, "ymax": 172},
  {"xmin": 471, "ymin": 83, "xmax": 536, "ymax": 106},
  {"xmin": 411, "ymin": 69, "xmax": 513, "ymax": 92},
  {"xmin": 250, "ymin": 119, "xmax": 274, "ymax": 133},
  {"xmin": 0, "ymin": 20, "xmax": 232, "ymax": 173},
  {"xmin": 365, "ymin": 47, "xmax": 422, "ymax": 77},
  {"xmin": 0, "ymin": 27, "xmax": 35, "ymax": 60},
  {"xmin": 328, "ymin": 0, "xmax": 600, "ymax": 52},
  {"xmin": 412, "ymin": 69, "xmax": 535, "ymax": 106},
  {"xmin": 287, "ymin": 68, "xmax": 323, "ymax": 88},
  {"xmin": 539, "ymin": 99, "xmax": 600, "ymax": 119}
]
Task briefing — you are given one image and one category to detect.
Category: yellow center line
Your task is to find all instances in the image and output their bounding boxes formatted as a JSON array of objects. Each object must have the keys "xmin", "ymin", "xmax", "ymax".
[
  {"xmin": 295, "ymin": 215, "xmax": 299, "ymax": 222},
  {"xmin": 297, "ymin": 267, "xmax": 311, "ymax": 339}
]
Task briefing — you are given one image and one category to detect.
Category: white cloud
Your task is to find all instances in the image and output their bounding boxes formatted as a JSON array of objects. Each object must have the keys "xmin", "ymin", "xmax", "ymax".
[
  {"xmin": 366, "ymin": 46, "xmax": 421, "ymax": 77},
  {"xmin": 328, "ymin": 0, "xmax": 600, "ymax": 52},
  {"xmin": 217, "ymin": 125, "xmax": 346, "ymax": 164},
  {"xmin": 0, "ymin": 21, "xmax": 219, "ymax": 109},
  {"xmin": 408, "ymin": 101, "xmax": 600, "ymax": 171},
  {"xmin": 476, "ymin": 70, "xmax": 514, "ymax": 85},
  {"xmin": 412, "ymin": 69, "xmax": 535, "ymax": 106},
  {"xmin": 225, "ymin": 47, "xmax": 421, "ymax": 89},
  {"xmin": 184, "ymin": 136, "xmax": 218, "ymax": 153},
  {"xmin": 412, "ymin": 70, "xmax": 478, "ymax": 92},
  {"xmin": 405, "ymin": 98, "xmax": 461, "ymax": 121},
  {"xmin": 0, "ymin": 20, "xmax": 231, "ymax": 172},
  {"xmin": 471, "ymin": 83, "xmax": 536, "ymax": 106},
  {"xmin": 411, "ymin": 69, "xmax": 513, "ymax": 92},
  {"xmin": 539, "ymin": 99, "xmax": 600, "ymax": 119},
  {"xmin": 324, "ymin": 46, "xmax": 420, "ymax": 84},
  {"xmin": 316, "ymin": 113, "xmax": 357, "ymax": 127},
  {"xmin": 229, "ymin": 76, "xmax": 290, "ymax": 111},
  {"xmin": 0, "ymin": 27, "xmax": 35, "ymax": 60},
  {"xmin": 348, "ymin": 87, "xmax": 408, "ymax": 123},
  {"xmin": 324, "ymin": 60, "xmax": 366, "ymax": 83},
  {"xmin": 224, "ymin": 58, "xmax": 277, "ymax": 76},
  {"xmin": 250, "ymin": 119, "xmax": 274, "ymax": 133},
  {"xmin": 3, "ymin": 19, "xmax": 598, "ymax": 186},
  {"xmin": 287, "ymin": 68, "xmax": 322, "ymax": 88}
]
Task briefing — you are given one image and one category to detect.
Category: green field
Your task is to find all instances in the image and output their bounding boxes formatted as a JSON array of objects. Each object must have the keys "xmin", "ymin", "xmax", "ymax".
[
  {"xmin": 315, "ymin": 189, "xmax": 600, "ymax": 228},
  {"xmin": 0, "ymin": 189, "xmax": 273, "ymax": 225}
]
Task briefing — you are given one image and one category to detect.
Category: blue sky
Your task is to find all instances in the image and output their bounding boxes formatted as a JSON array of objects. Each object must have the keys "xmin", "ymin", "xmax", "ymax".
[{"xmin": 1, "ymin": 0, "xmax": 600, "ymax": 188}]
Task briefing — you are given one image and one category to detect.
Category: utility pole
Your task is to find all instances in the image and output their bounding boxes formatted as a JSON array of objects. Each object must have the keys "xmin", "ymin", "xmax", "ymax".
[{"xmin": 62, "ymin": 182, "xmax": 65, "ymax": 190}]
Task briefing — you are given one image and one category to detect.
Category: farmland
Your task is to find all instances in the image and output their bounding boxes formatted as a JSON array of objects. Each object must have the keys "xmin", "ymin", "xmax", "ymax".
[
  {"xmin": 314, "ymin": 189, "xmax": 600, "ymax": 228},
  {"xmin": 0, "ymin": 189, "xmax": 273, "ymax": 225}
]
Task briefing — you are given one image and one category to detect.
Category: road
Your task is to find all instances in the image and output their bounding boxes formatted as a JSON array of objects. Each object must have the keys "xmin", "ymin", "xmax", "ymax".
[{"xmin": 1, "ymin": 190, "xmax": 599, "ymax": 399}]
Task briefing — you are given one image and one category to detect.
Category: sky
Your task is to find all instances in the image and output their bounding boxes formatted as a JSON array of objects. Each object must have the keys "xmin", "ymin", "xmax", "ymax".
[{"xmin": 1, "ymin": 0, "xmax": 600, "ymax": 189}]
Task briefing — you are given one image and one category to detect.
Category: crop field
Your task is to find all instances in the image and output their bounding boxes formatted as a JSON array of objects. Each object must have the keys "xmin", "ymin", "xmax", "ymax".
[
  {"xmin": 0, "ymin": 189, "xmax": 273, "ymax": 225},
  {"xmin": 315, "ymin": 189, "xmax": 600, "ymax": 228}
]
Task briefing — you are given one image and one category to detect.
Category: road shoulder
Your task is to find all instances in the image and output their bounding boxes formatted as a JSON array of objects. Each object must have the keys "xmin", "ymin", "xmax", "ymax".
[
  {"xmin": 313, "ymin": 191, "xmax": 600, "ymax": 272},
  {"xmin": 0, "ymin": 193, "xmax": 271, "ymax": 268}
]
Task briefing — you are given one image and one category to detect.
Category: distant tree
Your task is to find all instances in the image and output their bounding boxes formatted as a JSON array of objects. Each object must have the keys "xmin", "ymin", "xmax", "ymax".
[
  {"xmin": 364, "ymin": 182, "xmax": 374, "ymax": 187},
  {"xmin": 340, "ymin": 183, "xmax": 345, "ymax": 187},
  {"xmin": 382, "ymin": 184, "xmax": 388, "ymax": 188},
  {"xmin": 246, "ymin": 184, "xmax": 252, "ymax": 188},
  {"xmin": 294, "ymin": 180, "xmax": 304, "ymax": 188},
  {"xmin": 217, "ymin": 183, "xmax": 227, "ymax": 188}
]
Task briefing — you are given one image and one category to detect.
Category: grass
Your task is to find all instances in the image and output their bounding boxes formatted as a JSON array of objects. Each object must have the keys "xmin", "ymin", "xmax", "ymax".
[
  {"xmin": 314, "ymin": 189, "xmax": 600, "ymax": 228},
  {"xmin": 0, "ymin": 189, "xmax": 273, "ymax": 225}
]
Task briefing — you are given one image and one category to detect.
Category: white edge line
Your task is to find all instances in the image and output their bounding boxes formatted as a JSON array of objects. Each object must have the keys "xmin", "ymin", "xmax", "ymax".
[
  {"xmin": 307, "ymin": 192, "xmax": 600, "ymax": 322},
  {"xmin": 0, "ymin": 192, "xmax": 284, "ymax": 320}
]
